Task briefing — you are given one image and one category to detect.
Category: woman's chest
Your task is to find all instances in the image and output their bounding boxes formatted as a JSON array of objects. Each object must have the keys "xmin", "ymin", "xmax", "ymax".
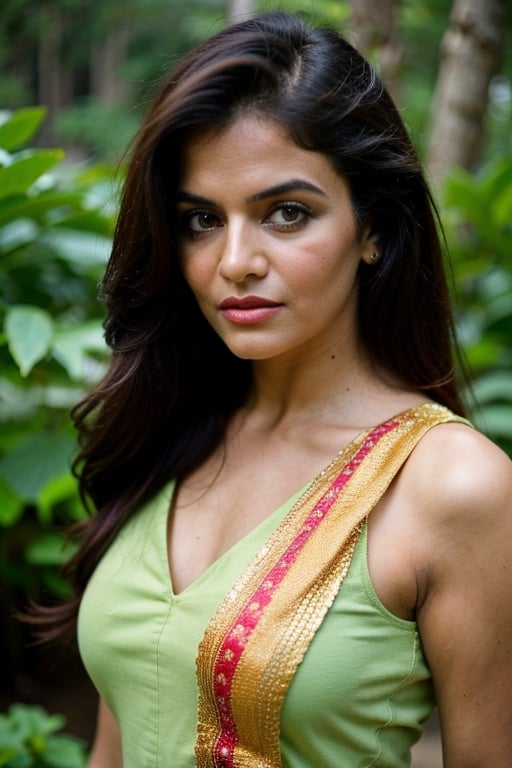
[{"xmin": 168, "ymin": 435, "xmax": 346, "ymax": 594}]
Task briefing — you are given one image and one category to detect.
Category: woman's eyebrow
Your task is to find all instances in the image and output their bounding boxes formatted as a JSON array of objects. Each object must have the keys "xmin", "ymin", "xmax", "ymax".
[
  {"xmin": 176, "ymin": 179, "xmax": 327, "ymax": 207},
  {"xmin": 247, "ymin": 179, "xmax": 327, "ymax": 203},
  {"xmin": 176, "ymin": 190, "xmax": 215, "ymax": 206}
]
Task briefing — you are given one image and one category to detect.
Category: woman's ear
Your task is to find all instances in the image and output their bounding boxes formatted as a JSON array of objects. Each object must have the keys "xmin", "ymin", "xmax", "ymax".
[{"xmin": 360, "ymin": 227, "xmax": 382, "ymax": 266}]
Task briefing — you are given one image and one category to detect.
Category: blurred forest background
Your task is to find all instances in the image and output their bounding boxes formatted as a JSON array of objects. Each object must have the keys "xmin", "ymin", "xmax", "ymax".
[{"xmin": 0, "ymin": 0, "xmax": 511, "ymax": 765}]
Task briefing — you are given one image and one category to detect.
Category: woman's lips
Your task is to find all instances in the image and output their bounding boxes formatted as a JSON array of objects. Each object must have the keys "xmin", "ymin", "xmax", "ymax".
[{"xmin": 219, "ymin": 296, "xmax": 282, "ymax": 324}]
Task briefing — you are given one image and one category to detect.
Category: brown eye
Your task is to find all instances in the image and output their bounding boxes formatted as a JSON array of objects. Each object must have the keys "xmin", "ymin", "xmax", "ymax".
[
  {"xmin": 266, "ymin": 202, "xmax": 311, "ymax": 229},
  {"xmin": 187, "ymin": 211, "xmax": 221, "ymax": 232},
  {"xmin": 281, "ymin": 205, "xmax": 302, "ymax": 222}
]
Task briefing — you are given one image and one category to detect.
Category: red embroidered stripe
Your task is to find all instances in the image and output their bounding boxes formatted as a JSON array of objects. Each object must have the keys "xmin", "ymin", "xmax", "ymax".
[{"xmin": 211, "ymin": 419, "xmax": 398, "ymax": 766}]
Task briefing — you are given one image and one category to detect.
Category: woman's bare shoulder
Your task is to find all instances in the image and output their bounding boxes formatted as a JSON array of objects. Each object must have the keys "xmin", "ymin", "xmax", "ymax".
[
  {"xmin": 405, "ymin": 420, "xmax": 512, "ymax": 527},
  {"xmin": 409, "ymin": 423, "xmax": 512, "ymax": 765}
]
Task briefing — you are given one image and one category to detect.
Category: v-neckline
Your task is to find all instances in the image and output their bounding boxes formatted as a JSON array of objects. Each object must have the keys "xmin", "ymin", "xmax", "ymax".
[
  {"xmin": 161, "ymin": 479, "xmax": 310, "ymax": 599},
  {"xmin": 160, "ymin": 418, "xmax": 372, "ymax": 599},
  {"xmin": 159, "ymin": 402, "xmax": 443, "ymax": 600}
]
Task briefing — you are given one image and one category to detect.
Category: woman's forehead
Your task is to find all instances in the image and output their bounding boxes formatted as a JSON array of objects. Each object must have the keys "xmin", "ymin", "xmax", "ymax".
[{"xmin": 178, "ymin": 114, "xmax": 347, "ymax": 198}]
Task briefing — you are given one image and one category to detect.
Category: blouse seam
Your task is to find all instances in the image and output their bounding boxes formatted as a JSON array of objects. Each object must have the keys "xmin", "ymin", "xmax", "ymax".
[
  {"xmin": 156, "ymin": 480, "xmax": 176, "ymax": 601},
  {"xmin": 369, "ymin": 630, "xmax": 421, "ymax": 767},
  {"xmin": 360, "ymin": 520, "xmax": 418, "ymax": 631},
  {"xmin": 155, "ymin": 599, "xmax": 174, "ymax": 768},
  {"xmin": 358, "ymin": 519, "xmax": 424, "ymax": 766}
]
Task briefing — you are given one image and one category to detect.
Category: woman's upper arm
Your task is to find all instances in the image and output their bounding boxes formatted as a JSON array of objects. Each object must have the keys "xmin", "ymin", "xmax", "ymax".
[
  {"xmin": 87, "ymin": 697, "xmax": 123, "ymax": 768},
  {"xmin": 417, "ymin": 432, "xmax": 512, "ymax": 767}
]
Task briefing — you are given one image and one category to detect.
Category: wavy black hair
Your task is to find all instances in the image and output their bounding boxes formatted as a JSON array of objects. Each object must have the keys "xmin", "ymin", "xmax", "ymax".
[{"xmin": 33, "ymin": 11, "xmax": 466, "ymax": 636}]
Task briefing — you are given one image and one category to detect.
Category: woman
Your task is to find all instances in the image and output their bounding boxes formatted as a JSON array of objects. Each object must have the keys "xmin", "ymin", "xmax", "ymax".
[{"xmin": 47, "ymin": 11, "xmax": 512, "ymax": 767}]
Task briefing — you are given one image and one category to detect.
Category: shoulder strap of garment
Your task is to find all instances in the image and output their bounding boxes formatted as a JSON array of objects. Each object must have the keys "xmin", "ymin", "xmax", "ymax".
[{"xmin": 195, "ymin": 403, "xmax": 469, "ymax": 768}]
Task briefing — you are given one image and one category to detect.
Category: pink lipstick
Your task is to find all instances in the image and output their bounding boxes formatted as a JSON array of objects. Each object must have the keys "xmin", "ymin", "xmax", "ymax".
[{"xmin": 219, "ymin": 296, "xmax": 282, "ymax": 325}]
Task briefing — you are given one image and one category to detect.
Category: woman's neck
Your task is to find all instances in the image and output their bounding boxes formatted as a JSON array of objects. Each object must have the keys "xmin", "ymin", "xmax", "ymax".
[{"xmin": 242, "ymin": 344, "xmax": 412, "ymax": 434}]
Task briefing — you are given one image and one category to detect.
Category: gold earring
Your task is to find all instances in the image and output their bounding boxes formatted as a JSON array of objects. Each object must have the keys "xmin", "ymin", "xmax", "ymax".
[{"xmin": 363, "ymin": 251, "xmax": 381, "ymax": 265}]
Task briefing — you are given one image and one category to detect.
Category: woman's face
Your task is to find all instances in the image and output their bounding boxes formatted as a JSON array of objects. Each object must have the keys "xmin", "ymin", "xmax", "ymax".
[{"xmin": 177, "ymin": 114, "xmax": 375, "ymax": 364}]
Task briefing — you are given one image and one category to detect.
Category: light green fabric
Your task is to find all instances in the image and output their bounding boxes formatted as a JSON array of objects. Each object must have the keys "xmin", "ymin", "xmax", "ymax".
[{"xmin": 78, "ymin": 480, "xmax": 435, "ymax": 767}]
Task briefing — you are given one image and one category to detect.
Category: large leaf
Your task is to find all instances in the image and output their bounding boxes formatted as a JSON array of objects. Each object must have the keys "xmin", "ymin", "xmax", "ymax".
[
  {"xmin": 0, "ymin": 107, "xmax": 48, "ymax": 152},
  {"xmin": 493, "ymin": 184, "xmax": 512, "ymax": 230},
  {"xmin": 0, "ymin": 378, "xmax": 76, "ymax": 422},
  {"xmin": 37, "ymin": 472, "xmax": 81, "ymax": 526},
  {"xmin": 0, "ymin": 478, "xmax": 23, "ymax": 527},
  {"xmin": 24, "ymin": 531, "xmax": 76, "ymax": 566},
  {"xmin": 0, "ymin": 433, "xmax": 75, "ymax": 503},
  {"xmin": 52, "ymin": 209, "xmax": 115, "ymax": 237},
  {"xmin": 44, "ymin": 735, "xmax": 87, "ymax": 768},
  {"xmin": 40, "ymin": 228, "xmax": 111, "ymax": 269},
  {"xmin": 471, "ymin": 371, "xmax": 512, "ymax": 404},
  {"xmin": 5, "ymin": 704, "xmax": 65, "ymax": 738},
  {"xmin": 5, "ymin": 306, "xmax": 54, "ymax": 376},
  {"xmin": 0, "ymin": 218, "xmax": 39, "ymax": 254},
  {"xmin": 472, "ymin": 405, "xmax": 512, "ymax": 438},
  {"xmin": 0, "ymin": 149, "xmax": 65, "ymax": 200},
  {"xmin": 0, "ymin": 191, "xmax": 85, "ymax": 227},
  {"xmin": 52, "ymin": 321, "xmax": 107, "ymax": 380}
]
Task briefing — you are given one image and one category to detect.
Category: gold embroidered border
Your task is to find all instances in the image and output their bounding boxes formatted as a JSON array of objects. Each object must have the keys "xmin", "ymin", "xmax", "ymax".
[{"xmin": 196, "ymin": 403, "xmax": 466, "ymax": 767}]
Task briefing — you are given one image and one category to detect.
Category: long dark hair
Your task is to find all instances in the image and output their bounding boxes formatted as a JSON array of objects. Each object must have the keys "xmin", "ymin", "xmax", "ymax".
[{"xmin": 37, "ymin": 11, "xmax": 467, "ymax": 635}]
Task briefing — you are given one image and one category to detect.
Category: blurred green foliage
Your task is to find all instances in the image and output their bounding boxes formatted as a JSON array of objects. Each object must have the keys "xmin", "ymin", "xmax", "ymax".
[
  {"xmin": 443, "ymin": 158, "xmax": 512, "ymax": 453},
  {"xmin": 0, "ymin": 0, "xmax": 227, "ymax": 159},
  {"xmin": 0, "ymin": 0, "xmax": 510, "ymax": 162},
  {"xmin": 0, "ymin": 704, "xmax": 86, "ymax": 767},
  {"xmin": 0, "ymin": 107, "xmax": 113, "ymax": 600}
]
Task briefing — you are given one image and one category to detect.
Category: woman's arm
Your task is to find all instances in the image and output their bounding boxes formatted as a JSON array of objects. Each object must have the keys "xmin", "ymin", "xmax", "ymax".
[
  {"xmin": 417, "ymin": 430, "xmax": 512, "ymax": 767},
  {"xmin": 86, "ymin": 698, "xmax": 123, "ymax": 768}
]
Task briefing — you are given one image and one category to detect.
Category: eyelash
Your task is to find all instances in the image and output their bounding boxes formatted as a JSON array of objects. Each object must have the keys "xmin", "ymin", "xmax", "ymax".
[
  {"xmin": 180, "ymin": 201, "xmax": 314, "ymax": 239},
  {"xmin": 181, "ymin": 210, "xmax": 221, "ymax": 238},
  {"xmin": 264, "ymin": 202, "xmax": 313, "ymax": 231}
]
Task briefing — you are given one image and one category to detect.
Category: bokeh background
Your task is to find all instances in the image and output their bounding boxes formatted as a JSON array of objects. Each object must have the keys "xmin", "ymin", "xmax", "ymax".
[{"xmin": 1, "ymin": 1, "xmax": 511, "ymax": 764}]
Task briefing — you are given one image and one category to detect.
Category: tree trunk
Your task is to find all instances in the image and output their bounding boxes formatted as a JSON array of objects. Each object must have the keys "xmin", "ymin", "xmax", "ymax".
[
  {"xmin": 427, "ymin": 0, "xmax": 506, "ymax": 185},
  {"xmin": 227, "ymin": 0, "xmax": 255, "ymax": 24},
  {"xmin": 347, "ymin": 0, "xmax": 403, "ymax": 104},
  {"xmin": 90, "ymin": 27, "xmax": 131, "ymax": 106},
  {"xmin": 37, "ymin": 5, "xmax": 72, "ymax": 144}
]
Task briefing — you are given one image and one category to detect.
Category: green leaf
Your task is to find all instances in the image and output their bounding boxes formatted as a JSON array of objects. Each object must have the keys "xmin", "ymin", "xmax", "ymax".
[
  {"xmin": 24, "ymin": 532, "xmax": 76, "ymax": 566},
  {"xmin": 52, "ymin": 321, "xmax": 107, "ymax": 380},
  {"xmin": 41, "ymin": 228, "xmax": 111, "ymax": 269},
  {"xmin": 471, "ymin": 371, "xmax": 512, "ymax": 405},
  {"xmin": 0, "ymin": 218, "xmax": 39, "ymax": 254},
  {"xmin": 44, "ymin": 736, "xmax": 87, "ymax": 768},
  {"xmin": 463, "ymin": 338, "xmax": 500, "ymax": 370},
  {"xmin": 0, "ymin": 477, "xmax": 23, "ymax": 527},
  {"xmin": 472, "ymin": 405, "xmax": 512, "ymax": 438},
  {"xmin": 27, "ymin": 733, "xmax": 46, "ymax": 756},
  {"xmin": 53, "ymin": 209, "xmax": 114, "ymax": 237},
  {"xmin": 7, "ymin": 704, "xmax": 65, "ymax": 738},
  {"xmin": 0, "ymin": 191, "xmax": 85, "ymax": 227},
  {"xmin": 37, "ymin": 472, "xmax": 80, "ymax": 526},
  {"xmin": 0, "ymin": 107, "xmax": 48, "ymax": 152},
  {"xmin": 0, "ymin": 433, "xmax": 75, "ymax": 502},
  {"xmin": 493, "ymin": 186, "xmax": 512, "ymax": 230},
  {"xmin": 0, "ymin": 150, "xmax": 65, "ymax": 201},
  {"xmin": 4, "ymin": 306, "xmax": 54, "ymax": 376},
  {"xmin": 0, "ymin": 378, "xmax": 42, "ymax": 422},
  {"xmin": 0, "ymin": 744, "xmax": 21, "ymax": 766},
  {"xmin": 0, "ymin": 705, "xmax": 86, "ymax": 768}
]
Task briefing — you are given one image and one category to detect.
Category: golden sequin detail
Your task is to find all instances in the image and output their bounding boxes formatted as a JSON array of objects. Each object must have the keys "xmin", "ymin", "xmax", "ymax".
[{"xmin": 195, "ymin": 403, "xmax": 468, "ymax": 767}]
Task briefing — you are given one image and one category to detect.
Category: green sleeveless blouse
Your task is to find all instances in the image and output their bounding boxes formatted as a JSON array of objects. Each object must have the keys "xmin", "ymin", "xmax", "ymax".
[{"xmin": 78, "ymin": 478, "xmax": 434, "ymax": 767}]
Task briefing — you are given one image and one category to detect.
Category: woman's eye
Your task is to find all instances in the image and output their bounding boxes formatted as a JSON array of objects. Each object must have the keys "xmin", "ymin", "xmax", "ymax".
[
  {"xmin": 266, "ymin": 203, "xmax": 311, "ymax": 229},
  {"xmin": 183, "ymin": 210, "xmax": 222, "ymax": 235}
]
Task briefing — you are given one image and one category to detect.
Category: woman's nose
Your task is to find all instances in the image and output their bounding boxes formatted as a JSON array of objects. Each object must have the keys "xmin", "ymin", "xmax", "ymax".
[{"xmin": 219, "ymin": 218, "xmax": 268, "ymax": 282}]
